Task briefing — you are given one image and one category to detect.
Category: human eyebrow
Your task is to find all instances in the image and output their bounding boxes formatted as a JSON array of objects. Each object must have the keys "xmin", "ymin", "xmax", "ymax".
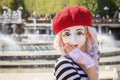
[{"xmin": 63, "ymin": 29, "xmax": 70, "ymax": 32}]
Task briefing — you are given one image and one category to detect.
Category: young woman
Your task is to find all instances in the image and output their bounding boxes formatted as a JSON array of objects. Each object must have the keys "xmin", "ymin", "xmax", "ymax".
[{"xmin": 52, "ymin": 6, "xmax": 100, "ymax": 80}]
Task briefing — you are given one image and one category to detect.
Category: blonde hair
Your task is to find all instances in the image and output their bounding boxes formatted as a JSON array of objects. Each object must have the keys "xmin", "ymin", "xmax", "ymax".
[
  {"xmin": 85, "ymin": 27, "xmax": 100, "ymax": 72},
  {"xmin": 85, "ymin": 27, "xmax": 100, "ymax": 59},
  {"xmin": 54, "ymin": 32, "xmax": 66, "ymax": 55}
]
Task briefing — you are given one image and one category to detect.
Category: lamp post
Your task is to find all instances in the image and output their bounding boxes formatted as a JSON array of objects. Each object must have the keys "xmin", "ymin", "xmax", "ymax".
[
  {"xmin": 17, "ymin": 6, "xmax": 23, "ymax": 23},
  {"xmin": 2, "ymin": 6, "xmax": 24, "ymax": 35},
  {"xmin": 2, "ymin": 6, "xmax": 8, "ymax": 22},
  {"xmin": 104, "ymin": 6, "xmax": 109, "ymax": 19},
  {"xmin": 33, "ymin": 11, "xmax": 37, "ymax": 34},
  {"xmin": 2, "ymin": 5, "xmax": 8, "ymax": 10},
  {"xmin": 2, "ymin": 6, "xmax": 9, "ymax": 33},
  {"xmin": 118, "ymin": 7, "xmax": 120, "ymax": 22},
  {"xmin": 104, "ymin": 6, "xmax": 109, "ymax": 10},
  {"xmin": 18, "ymin": 6, "xmax": 23, "ymax": 10},
  {"xmin": 0, "ymin": 43, "xmax": 5, "ymax": 54}
]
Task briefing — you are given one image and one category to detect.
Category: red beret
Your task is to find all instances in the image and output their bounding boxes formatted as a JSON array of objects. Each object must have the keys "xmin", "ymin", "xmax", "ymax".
[{"xmin": 52, "ymin": 6, "xmax": 92, "ymax": 34}]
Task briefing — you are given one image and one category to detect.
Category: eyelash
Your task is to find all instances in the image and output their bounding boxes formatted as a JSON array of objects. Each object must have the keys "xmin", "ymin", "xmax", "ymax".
[
  {"xmin": 63, "ymin": 31, "xmax": 84, "ymax": 36},
  {"xmin": 64, "ymin": 32, "xmax": 70, "ymax": 36},
  {"xmin": 77, "ymin": 32, "xmax": 84, "ymax": 35}
]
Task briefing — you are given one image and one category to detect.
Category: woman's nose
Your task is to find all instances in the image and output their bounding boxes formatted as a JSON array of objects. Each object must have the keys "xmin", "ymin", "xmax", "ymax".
[{"xmin": 70, "ymin": 36, "xmax": 77, "ymax": 44}]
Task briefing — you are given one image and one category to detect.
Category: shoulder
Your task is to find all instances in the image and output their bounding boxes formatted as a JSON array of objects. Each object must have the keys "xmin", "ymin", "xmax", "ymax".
[
  {"xmin": 54, "ymin": 56, "xmax": 81, "ymax": 80},
  {"xmin": 54, "ymin": 56, "xmax": 73, "ymax": 69},
  {"xmin": 54, "ymin": 56, "xmax": 74, "ymax": 73}
]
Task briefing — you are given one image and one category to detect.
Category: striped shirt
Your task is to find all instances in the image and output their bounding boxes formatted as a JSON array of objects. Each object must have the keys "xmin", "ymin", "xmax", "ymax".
[{"xmin": 54, "ymin": 56, "xmax": 88, "ymax": 80}]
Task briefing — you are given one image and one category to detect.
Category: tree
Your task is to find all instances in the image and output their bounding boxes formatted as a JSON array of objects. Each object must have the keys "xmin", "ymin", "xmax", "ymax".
[
  {"xmin": 0, "ymin": 0, "xmax": 119, "ymax": 18},
  {"xmin": 97, "ymin": 0, "xmax": 118, "ymax": 18}
]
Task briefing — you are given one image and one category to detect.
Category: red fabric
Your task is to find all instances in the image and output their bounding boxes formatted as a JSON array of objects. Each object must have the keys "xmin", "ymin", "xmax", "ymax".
[{"xmin": 52, "ymin": 6, "xmax": 92, "ymax": 34}]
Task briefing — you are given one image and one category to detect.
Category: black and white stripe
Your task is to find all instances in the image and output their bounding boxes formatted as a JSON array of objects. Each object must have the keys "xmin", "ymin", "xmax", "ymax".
[{"xmin": 54, "ymin": 56, "xmax": 88, "ymax": 80}]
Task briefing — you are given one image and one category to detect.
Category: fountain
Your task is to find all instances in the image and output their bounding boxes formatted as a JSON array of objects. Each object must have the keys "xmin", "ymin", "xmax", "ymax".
[
  {"xmin": 97, "ymin": 33, "xmax": 116, "ymax": 52},
  {"xmin": 0, "ymin": 35, "xmax": 21, "ymax": 53},
  {"xmin": 0, "ymin": 6, "xmax": 120, "ymax": 80},
  {"xmin": 0, "ymin": 6, "xmax": 57, "ymax": 77},
  {"xmin": 0, "ymin": 6, "xmax": 24, "ymax": 53},
  {"xmin": 97, "ymin": 33, "xmax": 120, "ymax": 80}
]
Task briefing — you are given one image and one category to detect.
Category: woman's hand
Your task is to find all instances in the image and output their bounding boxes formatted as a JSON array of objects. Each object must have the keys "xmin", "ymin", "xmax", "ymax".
[
  {"xmin": 64, "ymin": 44, "xmax": 98, "ymax": 80},
  {"xmin": 64, "ymin": 43, "xmax": 76, "ymax": 54},
  {"xmin": 64, "ymin": 43, "xmax": 95, "ymax": 69}
]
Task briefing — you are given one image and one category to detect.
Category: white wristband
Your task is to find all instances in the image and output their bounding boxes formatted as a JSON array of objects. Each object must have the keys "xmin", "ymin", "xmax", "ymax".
[
  {"xmin": 69, "ymin": 48, "xmax": 81, "ymax": 61},
  {"xmin": 69, "ymin": 48, "xmax": 95, "ymax": 69}
]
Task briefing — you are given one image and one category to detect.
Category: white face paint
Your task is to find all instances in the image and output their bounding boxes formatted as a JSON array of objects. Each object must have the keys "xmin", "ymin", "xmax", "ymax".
[{"xmin": 62, "ymin": 26, "xmax": 86, "ymax": 48}]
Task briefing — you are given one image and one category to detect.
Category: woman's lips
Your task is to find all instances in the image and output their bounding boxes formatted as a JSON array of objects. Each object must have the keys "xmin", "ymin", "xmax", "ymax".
[
  {"xmin": 63, "ymin": 43, "xmax": 78, "ymax": 47},
  {"xmin": 71, "ymin": 44, "xmax": 78, "ymax": 47}
]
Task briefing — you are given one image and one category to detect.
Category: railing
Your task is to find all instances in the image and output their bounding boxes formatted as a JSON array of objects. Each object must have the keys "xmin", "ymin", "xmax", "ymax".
[
  {"xmin": 25, "ymin": 19, "xmax": 51, "ymax": 23},
  {"xmin": 1, "ymin": 17, "xmax": 120, "ymax": 24},
  {"xmin": 93, "ymin": 18, "xmax": 120, "ymax": 24}
]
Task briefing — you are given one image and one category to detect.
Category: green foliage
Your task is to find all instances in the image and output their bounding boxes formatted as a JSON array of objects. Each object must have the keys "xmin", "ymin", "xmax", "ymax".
[
  {"xmin": 113, "ymin": 0, "xmax": 120, "ymax": 7},
  {"xmin": 97, "ymin": 0, "xmax": 118, "ymax": 18},
  {"xmin": 0, "ymin": 0, "xmax": 14, "ymax": 8},
  {"xmin": 0, "ymin": 0, "xmax": 119, "ymax": 18}
]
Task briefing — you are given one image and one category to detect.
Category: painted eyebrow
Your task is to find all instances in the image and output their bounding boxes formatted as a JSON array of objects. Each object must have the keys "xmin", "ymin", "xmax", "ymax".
[
  {"xmin": 76, "ymin": 29, "xmax": 84, "ymax": 31},
  {"xmin": 63, "ymin": 29, "xmax": 70, "ymax": 32}
]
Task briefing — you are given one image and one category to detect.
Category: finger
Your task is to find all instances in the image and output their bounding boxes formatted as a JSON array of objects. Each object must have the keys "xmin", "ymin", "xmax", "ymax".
[
  {"xmin": 64, "ymin": 44, "xmax": 74, "ymax": 54},
  {"xmin": 71, "ymin": 45, "xmax": 76, "ymax": 49},
  {"xmin": 64, "ymin": 44, "xmax": 70, "ymax": 54},
  {"xmin": 64, "ymin": 46, "xmax": 70, "ymax": 54},
  {"xmin": 64, "ymin": 44, "xmax": 73, "ymax": 51},
  {"xmin": 67, "ymin": 44, "xmax": 76, "ymax": 50},
  {"xmin": 67, "ymin": 44, "xmax": 74, "ymax": 50}
]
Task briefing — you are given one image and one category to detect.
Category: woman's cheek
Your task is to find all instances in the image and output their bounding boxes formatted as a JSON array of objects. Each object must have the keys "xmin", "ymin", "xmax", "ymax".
[{"xmin": 62, "ymin": 36, "xmax": 70, "ymax": 44}]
